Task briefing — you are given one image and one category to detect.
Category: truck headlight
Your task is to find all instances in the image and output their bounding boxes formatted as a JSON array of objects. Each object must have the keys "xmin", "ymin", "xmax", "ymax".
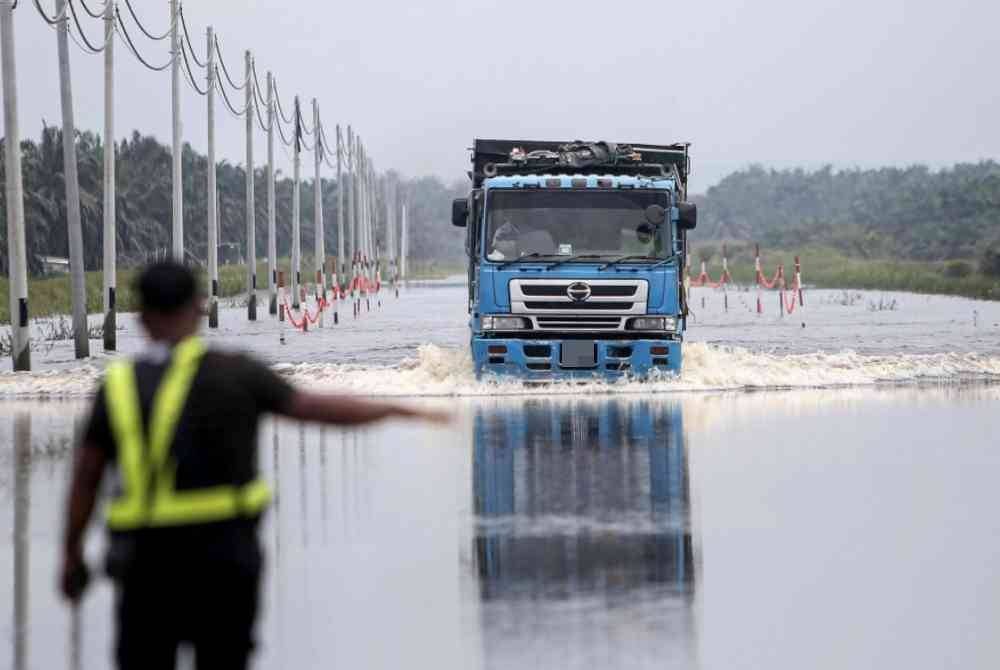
[
  {"xmin": 628, "ymin": 316, "xmax": 677, "ymax": 331},
  {"xmin": 481, "ymin": 315, "xmax": 529, "ymax": 331}
]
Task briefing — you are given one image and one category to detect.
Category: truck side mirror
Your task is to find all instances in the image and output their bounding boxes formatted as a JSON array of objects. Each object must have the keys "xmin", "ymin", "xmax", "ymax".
[
  {"xmin": 677, "ymin": 203, "xmax": 697, "ymax": 230},
  {"xmin": 452, "ymin": 198, "xmax": 469, "ymax": 228}
]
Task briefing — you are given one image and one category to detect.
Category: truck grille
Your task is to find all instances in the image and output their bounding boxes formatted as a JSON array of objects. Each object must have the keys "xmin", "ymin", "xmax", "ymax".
[
  {"xmin": 524, "ymin": 301, "xmax": 635, "ymax": 311},
  {"xmin": 520, "ymin": 284, "xmax": 637, "ymax": 298},
  {"xmin": 534, "ymin": 316, "xmax": 624, "ymax": 331},
  {"xmin": 510, "ymin": 279, "xmax": 648, "ymax": 322}
]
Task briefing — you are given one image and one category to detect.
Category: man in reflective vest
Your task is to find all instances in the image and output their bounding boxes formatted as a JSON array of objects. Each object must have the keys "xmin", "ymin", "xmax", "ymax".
[{"xmin": 59, "ymin": 261, "xmax": 447, "ymax": 670}]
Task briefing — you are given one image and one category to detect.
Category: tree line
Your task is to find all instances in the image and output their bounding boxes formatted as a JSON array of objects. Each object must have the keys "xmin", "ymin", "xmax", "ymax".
[
  {"xmin": 0, "ymin": 126, "xmax": 467, "ymax": 276},
  {"xmin": 694, "ymin": 163, "xmax": 1000, "ymax": 267}
]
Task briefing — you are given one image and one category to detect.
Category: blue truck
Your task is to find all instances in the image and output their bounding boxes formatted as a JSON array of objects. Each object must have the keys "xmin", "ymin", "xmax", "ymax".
[{"xmin": 452, "ymin": 139, "xmax": 697, "ymax": 380}]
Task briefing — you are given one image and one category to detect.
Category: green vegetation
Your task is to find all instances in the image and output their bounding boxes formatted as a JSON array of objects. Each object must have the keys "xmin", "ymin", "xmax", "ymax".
[
  {"xmin": 4, "ymin": 126, "xmax": 999, "ymax": 313},
  {"xmin": 0, "ymin": 263, "xmax": 262, "ymax": 323},
  {"xmin": 695, "ymin": 163, "xmax": 1000, "ymax": 263},
  {"xmin": 0, "ymin": 126, "xmax": 465, "ymax": 277},
  {"xmin": 691, "ymin": 243, "xmax": 1000, "ymax": 300},
  {"xmin": 0, "ymin": 255, "xmax": 469, "ymax": 323},
  {"xmin": 693, "ymin": 163, "xmax": 1000, "ymax": 300},
  {"xmin": 982, "ymin": 242, "xmax": 1000, "ymax": 278}
]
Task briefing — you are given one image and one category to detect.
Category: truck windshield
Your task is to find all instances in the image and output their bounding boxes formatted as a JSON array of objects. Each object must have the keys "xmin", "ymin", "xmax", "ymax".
[{"xmin": 484, "ymin": 190, "xmax": 671, "ymax": 262}]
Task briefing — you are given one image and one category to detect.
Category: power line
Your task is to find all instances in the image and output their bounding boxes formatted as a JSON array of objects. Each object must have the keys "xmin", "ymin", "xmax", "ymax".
[
  {"xmin": 122, "ymin": 0, "xmax": 174, "ymax": 41},
  {"xmin": 115, "ymin": 5, "xmax": 175, "ymax": 71},
  {"xmin": 33, "ymin": 0, "xmax": 111, "ymax": 55},
  {"xmin": 250, "ymin": 60, "xmax": 269, "ymax": 115},
  {"xmin": 254, "ymin": 103, "xmax": 270, "ymax": 133},
  {"xmin": 320, "ymin": 123, "xmax": 339, "ymax": 170},
  {"xmin": 213, "ymin": 34, "xmax": 246, "ymax": 90},
  {"xmin": 274, "ymin": 109, "xmax": 294, "ymax": 147},
  {"xmin": 215, "ymin": 67, "xmax": 248, "ymax": 117},
  {"xmin": 67, "ymin": 0, "xmax": 106, "ymax": 52},
  {"xmin": 297, "ymin": 103, "xmax": 313, "ymax": 136},
  {"xmin": 271, "ymin": 80, "xmax": 294, "ymax": 125},
  {"xmin": 180, "ymin": 30, "xmax": 208, "ymax": 95},
  {"xmin": 32, "ymin": 0, "xmax": 68, "ymax": 26},
  {"xmin": 76, "ymin": 0, "xmax": 105, "ymax": 19},
  {"xmin": 178, "ymin": 6, "xmax": 206, "ymax": 68}
]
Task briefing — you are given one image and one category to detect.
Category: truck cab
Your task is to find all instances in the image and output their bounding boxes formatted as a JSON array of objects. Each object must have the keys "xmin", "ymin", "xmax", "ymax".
[{"xmin": 454, "ymin": 140, "xmax": 696, "ymax": 380}]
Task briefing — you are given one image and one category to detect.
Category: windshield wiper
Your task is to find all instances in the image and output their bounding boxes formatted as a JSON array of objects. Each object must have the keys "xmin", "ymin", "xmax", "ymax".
[
  {"xmin": 498, "ymin": 253, "xmax": 556, "ymax": 269},
  {"xmin": 598, "ymin": 254, "xmax": 658, "ymax": 270},
  {"xmin": 545, "ymin": 254, "xmax": 607, "ymax": 269},
  {"xmin": 646, "ymin": 255, "xmax": 679, "ymax": 270}
]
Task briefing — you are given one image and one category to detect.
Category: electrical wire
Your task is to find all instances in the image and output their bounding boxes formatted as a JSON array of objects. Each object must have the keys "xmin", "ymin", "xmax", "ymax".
[
  {"xmin": 271, "ymin": 80, "xmax": 294, "ymax": 125},
  {"xmin": 250, "ymin": 60, "xmax": 269, "ymax": 113},
  {"xmin": 76, "ymin": 0, "xmax": 105, "ymax": 19},
  {"xmin": 32, "ymin": 0, "xmax": 68, "ymax": 25},
  {"xmin": 180, "ymin": 30, "xmax": 207, "ymax": 95},
  {"xmin": 299, "ymin": 129, "xmax": 314, "ymax": 153},
  {"xmin": 178, "ymin": 6, "xmax": 206, "ymax": 68},
  {"xmin": 122, "ymin": 0, "xmax": 174, "ymax": 41},
  {"xmin": 215, "ymin": 68, "xmax": 248, "ymax": 116},
  {"xmin": 297, "ymin": 104, "xmax": 313, "ymax": 136},
  {"xmin": 67, "ymin": 0, "xmax": 107, "ymax": 52},
  {"xmin": 254, "ymin": 102, "xmax": 270, "ymax": 133},
  {"xmin": 115, "ymin": 5, "xmax": 175, "ymax": 71},
  {"xmin": 321, "ymin": 128, "xmax": 339, "ymax": 170},
  {"xmin": 213, "ymin": 34, "xmax": 246, "ymax": 90},
  {"xmin": 320, "ymin": 123, "xmax": 339, "ymax": 164},
  {"xmin": 274, "ymin": 110, "xmax": 294, "ymax": 147}
]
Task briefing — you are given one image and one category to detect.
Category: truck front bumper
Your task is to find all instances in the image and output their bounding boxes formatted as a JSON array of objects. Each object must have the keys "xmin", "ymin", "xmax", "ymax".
[{"xmin": 472, "ymin": 337, "xmax": 681, "ymax": 381}]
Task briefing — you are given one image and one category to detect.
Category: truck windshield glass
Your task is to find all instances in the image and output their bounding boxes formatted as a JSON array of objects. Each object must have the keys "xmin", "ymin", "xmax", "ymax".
[{"xmin": 485, "ymin": 190, "xmax": 671, "ymax": 262}]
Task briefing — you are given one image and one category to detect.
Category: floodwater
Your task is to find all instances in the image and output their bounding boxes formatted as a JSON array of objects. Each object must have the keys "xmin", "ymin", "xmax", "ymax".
[{"xmin": 1, "ymin": 284, "xmax": 1000, "ymax": 669}]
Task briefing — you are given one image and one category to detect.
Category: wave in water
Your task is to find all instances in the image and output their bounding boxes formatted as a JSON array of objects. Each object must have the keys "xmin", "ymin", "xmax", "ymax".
[
  {"xmin": 281, "ymin": 343, "xmax": 1000, "ymax": 397},
  {"xmin": 1, "ymin": 343, "xmax": 998, "ymax": 399}
]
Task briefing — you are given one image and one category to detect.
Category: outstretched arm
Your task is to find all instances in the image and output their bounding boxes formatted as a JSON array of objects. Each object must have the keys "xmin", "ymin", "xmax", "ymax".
[
  {"xmin": 281, "ymin": 391, "xmax": 450, "ymax": 426},
  {"xmin": 60, "ymin": 444, "xmax": 107, "ymax": 601}
]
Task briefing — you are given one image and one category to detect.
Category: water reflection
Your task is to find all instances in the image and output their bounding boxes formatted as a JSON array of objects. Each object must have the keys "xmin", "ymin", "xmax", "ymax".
[
  {"xmin": 12, "ymin": 413, "xmax": 30, "ymax": 670},
  {"xmin": 472, "ymin": 399, "xmax": 697, "ymax": 669}
]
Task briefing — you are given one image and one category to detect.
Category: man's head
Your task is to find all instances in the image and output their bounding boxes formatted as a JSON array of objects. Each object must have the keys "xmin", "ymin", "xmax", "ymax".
[{"xmin": 135, "ymin": 261, "xmax": 203, "ymax": 343}]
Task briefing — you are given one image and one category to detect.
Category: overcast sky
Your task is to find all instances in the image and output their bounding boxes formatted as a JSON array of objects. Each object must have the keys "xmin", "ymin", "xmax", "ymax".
[{"xmin": 5, "ymin": 0, "xmax": 998, "ymax": 193}]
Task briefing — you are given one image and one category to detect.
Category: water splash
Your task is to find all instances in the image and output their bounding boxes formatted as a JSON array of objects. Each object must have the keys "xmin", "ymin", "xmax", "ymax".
[
  {"xmin": 1, "ymin": 343, "xmax": 998, "ymax": 399},
  {"xmin": 279, "ymin": 342, "xmax": 1000, "ymax": 397}
]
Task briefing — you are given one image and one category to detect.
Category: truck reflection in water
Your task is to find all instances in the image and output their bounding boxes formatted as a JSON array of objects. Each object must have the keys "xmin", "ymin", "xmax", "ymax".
[{"xmin": 471, "ymin": 399, "xmax": 696, "ymax": 668}]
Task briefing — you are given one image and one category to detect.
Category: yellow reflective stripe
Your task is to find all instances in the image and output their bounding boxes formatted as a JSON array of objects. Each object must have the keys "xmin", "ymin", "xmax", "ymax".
[
  {"xmin": 149, "ymin": 336, "xmax": 206, "ymax": 474},
  {"xmin": 147, "ymin": 480, "xmax": 271, "ymax": 526},
  {"xmin": 104, "ymin": 362, "xmax": 146, "ymax": 527},
  {"xmin": 105, "ymin": 337, "xmax": 270, "ymax": 530}
]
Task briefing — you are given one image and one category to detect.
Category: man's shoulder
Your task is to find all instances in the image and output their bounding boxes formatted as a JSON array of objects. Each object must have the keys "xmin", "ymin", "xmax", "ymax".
[{"xmin": 200, "ymin": 349, "xmax": 277, "ymax": 380}]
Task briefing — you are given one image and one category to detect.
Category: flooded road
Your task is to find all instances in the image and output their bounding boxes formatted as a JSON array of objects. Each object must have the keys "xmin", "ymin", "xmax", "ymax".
[
  {"xmin": 3, "ymin": 386, "xmax": 1000, "ymax": 669},
  {"xmin": 1, "ymin": 285, "xmax": 999, "ymax": 668}
]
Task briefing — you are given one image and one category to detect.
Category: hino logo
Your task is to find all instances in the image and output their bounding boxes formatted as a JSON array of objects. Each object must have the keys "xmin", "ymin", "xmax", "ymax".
[{"xmin": 566, "ymin": 282, "xmax": 592, "ymax": 302}]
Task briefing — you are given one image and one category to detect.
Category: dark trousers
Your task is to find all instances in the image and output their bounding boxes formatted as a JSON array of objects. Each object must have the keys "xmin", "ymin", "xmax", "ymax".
[{"xmin": 114, "ymin": 562, "xmax": 261, "ymax": 670}]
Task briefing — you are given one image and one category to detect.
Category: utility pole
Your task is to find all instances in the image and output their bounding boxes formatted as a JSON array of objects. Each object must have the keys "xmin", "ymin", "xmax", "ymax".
[
  {"xmin": 2, "ymin": 0, "xmax": 30, "ymax": 370},
  {"xmin": 335, "ymin": 124, "xmax": 344, "ymax": 282},
  {"xmin": 358, "ymin": 141, "xmax": 365, "ymax": 262},
  {"xmin": 170, "ymin": 0, "xmax": 183, "ymax": 261},
  {"xmin": 400, "ymin": 202, "xmax": 408, "ymax": 282},
  {"xmin": 102, "ymin": 0, "xmax": 116, "ymax": 350},
  {"xmin": 266, "ymin": 72, "xmax": 276, "ymax": 315},
  {"xmin": 244, "ymin": 51, "xmax": 256, "ymax": 320},
  {"xmin": 291, "ymin": 96, "xmax": 301, "ymax": 309},
  {"xmin": 206, "ymin": 27, "xmax": 218, "ymax": 328},
  {"xmin": 346, "ymin": 125, "xmax": 354, "ymax": 270},
  {"xmin": 312, "ymin": 99, "xmax": 325, "ymax": 317},
  {"xmin": 56, "ymin": 0, "xmax": 89, "ymax": 359}
]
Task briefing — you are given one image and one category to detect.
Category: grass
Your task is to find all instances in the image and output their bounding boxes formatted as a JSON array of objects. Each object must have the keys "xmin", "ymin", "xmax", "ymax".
[
  {"xmin": 689, "ymin": 243, "xmax": 1000, "ymax": 301},
  {"xmin": 6, "ymin": 244, "xmax": 993, "ymax": 325},
  {"xmin": 0, "ymin": 258, "xmax": 468, "ymax": 324}
]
